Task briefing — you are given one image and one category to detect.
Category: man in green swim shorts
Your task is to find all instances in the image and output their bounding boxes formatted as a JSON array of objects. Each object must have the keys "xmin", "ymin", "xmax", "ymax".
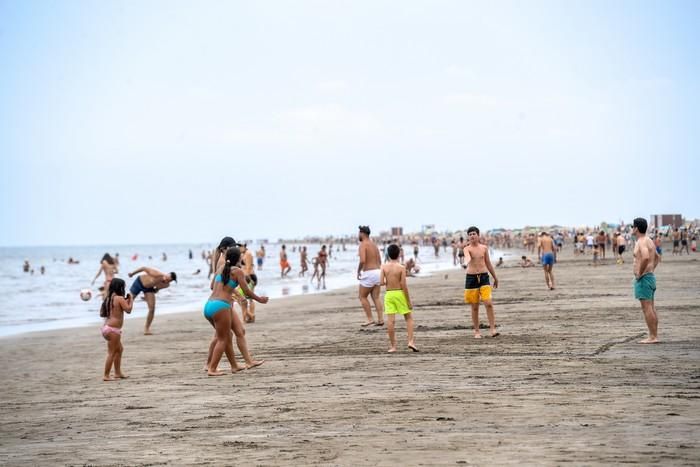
[
  {"xmin": 632, "ymin": 218, "xmax": 661, "ymax": 344},
  {"xmin": 379, "ymin": 244, "xmax": 418, "ymax": 353}
]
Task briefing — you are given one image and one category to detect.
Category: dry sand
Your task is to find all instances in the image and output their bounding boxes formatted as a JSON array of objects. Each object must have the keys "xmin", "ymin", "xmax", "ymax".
[{"xmin": 1, "ymin": 249, "xmax": 699, "ymax": 466}]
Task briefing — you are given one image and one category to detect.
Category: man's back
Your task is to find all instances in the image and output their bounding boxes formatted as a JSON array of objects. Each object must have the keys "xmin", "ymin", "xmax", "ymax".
[{"xmin": 360, "ymin": 240, "xmax": 381, "ymax": 270}]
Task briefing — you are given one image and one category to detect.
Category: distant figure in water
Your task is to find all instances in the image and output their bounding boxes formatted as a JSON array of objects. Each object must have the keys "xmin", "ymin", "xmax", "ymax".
[
  {"xmin": 40, "ymin": 265, "xmax": 45, "ymax": 275},
  {"xmin": 496, "ymin": 257, "xmax": 504, "ymax": 267},
  {"xmin": 189, "ymin": 249, "xmax": 193, "ymax": 260},
  {"xmin": 162, "ymin": 252, "xmax": 167, "ymax": 262},
  {"xmin": 279, "ymin": 245, "xmax": 291, "ymax": 278},
  {"xmin": 299, "ymin": 246, "xmax": 310, "ymax": 277},
  {"xmin": 23, "ymin": 260, "xmax": 30, "ymax": 272},
  {"xmin": 68, "ymin": 257, "xmax": 80, "ymax": 265},
  {"xmin": 92, "ymin": 253, "xmax": 117, "ymax": 299},
  {"xmin": 193, "ymin": 269, "xmax": 201, "ymax": 275},
  {"xmin": 256, "ymin": 246, "xmax": 265, "ymax": 270}
]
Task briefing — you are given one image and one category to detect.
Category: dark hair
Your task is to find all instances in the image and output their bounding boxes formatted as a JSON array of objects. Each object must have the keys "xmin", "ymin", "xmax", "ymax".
[
  {"xmin": 633, "ymin": 217, "xmax": 648, "ymax": 234},
  {"xmin": 467, "ymin": 226, "xmax": 479, "ymax": 235},
  {"xmin": 221, "ymin": 247, "xmax": 241, "ymax": 288},
  {"xmin": 101, "ymin": 253, "xmax": 115, "ymax": 265},
  {"xmin": 169, "ymin": 272, "xmax": 177, "ymax": 282},
  {"xmin": 359, "ymin": 225, "xmax": 371, "ymax": 235},
  {"xmin": 100, "ymin": 278, "xmax": 126, "ymax": 318},
  {"xmin": 217, "ymin": 237, "xmax": 237, "ymax": 252},
  {"xmin": 387, "ymin": 244, "xmax": 400, "ymax": 260},
  {"xmin": 247, "ymin": 273, "xmax": 258, "ymax": 286},
  {"xmin": 521, "ymin": 256, "xmax": 527, "ymax": 260}
]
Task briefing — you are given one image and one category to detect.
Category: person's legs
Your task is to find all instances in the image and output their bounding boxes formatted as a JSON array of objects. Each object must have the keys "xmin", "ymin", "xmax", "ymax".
[
  {"xmin": 144, "ymin": 293, "xmax": 156, "ymax": 335},
  {"xmin": 205, "ymin": 332, "xmax": 216, "ymax": 370},
  {"xmin": 547, "ymin": 265, "xmax": 555, "ymax": 289},
  {"xmin": 359, "ymin": 286, "xmax": 374, "ymax": 325},
  {"xmin": 484, "ymin": 300, "xmax": 498, "ymax": 337},
  {"xmin": 248, "ymin": 300, "xmax": 256, "ymax": 323},
  {"xmin": 639, "ymin": 299, "xmax": 659, "ymax": 343},
  {"xmin": 103, "ymin": 334, "xmax": 120, "ymax": 381},
  {"xmin": 543, "ymin": 267, "xmax": 550, "ymax": 288},
  {"xmin": 209, "ymin": 309, "xmax": 232, "ymax": 376},
  {"xmin": 113, "ymin": 339, "xmax": 127, "ymax": 378},
  {"xmin": 370, "ymin": 285, "xmax": 384, "ymax": 324},
  {"xmin": 404, "ymin": 312, "xmax": 416, "ymax": 349},
  {"xmin": 387, "ymin": 314, "xmax": 397, "ymax": 352},
  {"xmin": 231, "ymin": 310, "xmax": 264, "ymax": 368},
  {"xmin": 471, "ymin": 302, "xmax": 482, "ymax": 338}
]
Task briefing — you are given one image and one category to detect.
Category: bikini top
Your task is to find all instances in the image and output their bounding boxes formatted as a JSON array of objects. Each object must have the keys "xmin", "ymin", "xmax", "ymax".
[{"xmin": 215, "ymin": 274, "xmax": 238, "ymax": 289}]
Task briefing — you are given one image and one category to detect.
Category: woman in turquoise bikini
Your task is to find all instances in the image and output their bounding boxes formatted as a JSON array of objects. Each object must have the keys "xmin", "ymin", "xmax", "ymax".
[{"xmin": 204, "ymin": 247, "xmax": 268, "ymax": 376}]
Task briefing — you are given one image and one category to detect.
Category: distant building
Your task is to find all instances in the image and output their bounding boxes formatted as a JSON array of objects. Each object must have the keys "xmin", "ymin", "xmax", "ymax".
[
  {"xmin": 391, "ymin": 227, "xmax": 403, "ymax": 236},
  {"xmin": 650, "ymin": 214, "xmax": 683, "ymax": 229}
]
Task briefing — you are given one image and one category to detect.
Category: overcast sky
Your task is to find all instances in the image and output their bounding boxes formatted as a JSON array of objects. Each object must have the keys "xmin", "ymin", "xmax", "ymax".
[{"xmin": 1, "ymin": 0, "xmax": 698, "ymax": 247}]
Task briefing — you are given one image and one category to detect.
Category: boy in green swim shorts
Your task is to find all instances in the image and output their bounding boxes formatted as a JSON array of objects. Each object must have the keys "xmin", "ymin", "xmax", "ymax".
[{"xmin": 380, "ymin": 244, "xmax": 418, "ymax": 353}]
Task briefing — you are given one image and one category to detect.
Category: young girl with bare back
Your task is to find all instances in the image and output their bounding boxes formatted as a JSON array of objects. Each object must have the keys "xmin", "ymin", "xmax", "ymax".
[
  {"xmin": 100, "ymin": 278, "xmax": 133, "ymax": 381},
  {"xmin": 380, "ymin": 244, "xmax": 418, "ymax": 353}
]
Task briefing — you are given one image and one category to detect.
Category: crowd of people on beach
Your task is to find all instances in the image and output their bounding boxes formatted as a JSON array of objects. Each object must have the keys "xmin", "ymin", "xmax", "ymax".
[{"xmin": 54, "ymin": 219, "xmax": 696, "ymax": 380}]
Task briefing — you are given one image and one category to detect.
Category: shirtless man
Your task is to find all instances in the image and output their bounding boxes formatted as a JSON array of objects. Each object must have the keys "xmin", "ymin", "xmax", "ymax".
[
  {"xmin": 463, "ymin": 226, "xmax": 499, "ymax": 338},
  {"xmin": 596, "ymin": 230, "xmax": 607, "ymax": 259},
  {"xmin": 616, "ymin": 232, "xmax": 627, "ymax": 264},
  {"xmin": 240, "ymin": 244, "xmax": 258, "ymax": 323},
  {"xmin": 256, "ymin": 246, "xmax": 265, "ymax": 270},
  {"xmin": 357, "ymin": 225, "xmax": 384, "ymax": 326},
  {"xmin": 680, "ymin": 228, "xmax": 690, "ymax": 255},
  {"xmin": 632, "ymin": 218, "xmax": 661, "ymax": 344},
  {"xmin": 279, "ymin": 245, "xmax": 291, "ymax": 278},
  {"xmin": 127, "ymin": 266, "xmax": 177, "ymax": 335},
  {"xmin": 537, "ymin": 232, "xmax": 557, "ymax": 290}
]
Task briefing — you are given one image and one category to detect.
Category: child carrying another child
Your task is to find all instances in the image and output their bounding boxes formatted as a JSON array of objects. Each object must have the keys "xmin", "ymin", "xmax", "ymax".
[
  {"xmin": 380, "ymin": 244, "xmax": 418, "ymax": 353},
  {"xmin": 100, "ymin": 278, "xmax": 133, "ymax": 381}
]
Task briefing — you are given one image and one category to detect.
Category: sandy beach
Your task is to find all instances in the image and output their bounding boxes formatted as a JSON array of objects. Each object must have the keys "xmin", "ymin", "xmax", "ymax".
[{"xmin": 1, "ymin": 249, "xmax": 698, "ymax": 466}]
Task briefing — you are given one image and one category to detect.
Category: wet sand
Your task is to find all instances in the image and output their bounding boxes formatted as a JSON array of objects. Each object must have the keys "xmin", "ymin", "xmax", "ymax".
[{"xmin": 1, "ymin": 249, "xmax": 699, "ymax": 465}]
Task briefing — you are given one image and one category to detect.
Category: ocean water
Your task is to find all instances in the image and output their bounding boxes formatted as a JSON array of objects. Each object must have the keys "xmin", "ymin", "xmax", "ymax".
[{"xmin": 0, "ymin": 242, "xmax": 507, "ymax": 338}]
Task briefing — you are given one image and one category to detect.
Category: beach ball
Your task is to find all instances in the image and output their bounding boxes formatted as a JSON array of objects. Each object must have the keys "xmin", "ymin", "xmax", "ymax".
[{"xmin": 80, "ymin": 289, "xmax": 92, "ymax": 301}]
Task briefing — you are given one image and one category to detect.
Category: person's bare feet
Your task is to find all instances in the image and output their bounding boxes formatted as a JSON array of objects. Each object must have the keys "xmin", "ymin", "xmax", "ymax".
[
  {"xmin": 375, "ymin": 321, "xmax": 384, "ymax": 326},
  {"xmin": 490, "ymin": 332, "xmax": 500, "ymax": 338},
  {"xmin": 408, "ymin": 344, "xmax": 419, "ymax": 352},
  {"xmin": 103, "ymin": 376, "xmax": 116, "ymax": 381},
  {"xmin": 474, "ymin": 333, "xmax": 483, "ymax": 339},
  {"xmin": 207, "ymin": 370, "xmax": 225, "ymax": 376},
  {"xmin": 246, "ymin": 360, "xmax": 265, "ymax": 369},
  {"xmin": 144, "ymin": 330, "xmax": 153, "ymax": 335},
  {"xmin": 231, "ymin": 365, "xmax": 246, "ymax": 373},
  {"xmin": 388, "ymin": 347, "xmax": 397, "ymax": 353},
  {"xmin": 361, "ymin": 321, "xmax": 375, "ymax": 327},
  {"xmin": 639, "ymin": 337, "xmax": 659, "ymax": 344},
  {"xmin": 115, "ymin": 373, "xmax": 129, "ymax": 379}
]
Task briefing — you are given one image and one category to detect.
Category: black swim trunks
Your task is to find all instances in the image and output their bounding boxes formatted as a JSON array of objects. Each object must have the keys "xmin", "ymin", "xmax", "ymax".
[{"xmin": 130, "ymin": 276, "xmax": 157, "ymax": 297}]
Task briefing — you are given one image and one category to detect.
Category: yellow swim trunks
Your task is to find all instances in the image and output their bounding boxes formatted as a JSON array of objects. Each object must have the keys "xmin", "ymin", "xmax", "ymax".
[
  {"xmin": 464, "ymin": 273, "xmax": 492, "ymax": 304},
  {"xmin": 384, "ymin": 289, "xmax": 411, "ymax": 315}
]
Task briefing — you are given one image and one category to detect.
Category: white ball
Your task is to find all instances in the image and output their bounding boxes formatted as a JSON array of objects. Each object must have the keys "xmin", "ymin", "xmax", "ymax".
[{"xmin": 80, "ymin": 289, "xmax": 92, "ymax": 301}]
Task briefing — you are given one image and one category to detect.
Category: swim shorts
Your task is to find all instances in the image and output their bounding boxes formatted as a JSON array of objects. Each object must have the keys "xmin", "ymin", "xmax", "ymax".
[
  {"xmin": 359, "ymin": 269, "xmax": 381, "ymax": 288},
  {"xmin": 464, "ymin": 273, "xmax": 492, "ymax": 304},
  {"xmin": 618, "ymin": 245, "xmax": 626, "ymax": 255},
  {"xmin": 129, "ymin": 276, "xmax": 157, "ymax": 298},
  {"xmin": 384, "ymin": 289, "xmax": 411, "ymax": 315},
  {"xmin": 634, "ymin": 273, "xmax": 656, "ymax": 301},
  {"xmin": 542, "ymin": 252, "xmax": 555, "ymax": 266}
]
